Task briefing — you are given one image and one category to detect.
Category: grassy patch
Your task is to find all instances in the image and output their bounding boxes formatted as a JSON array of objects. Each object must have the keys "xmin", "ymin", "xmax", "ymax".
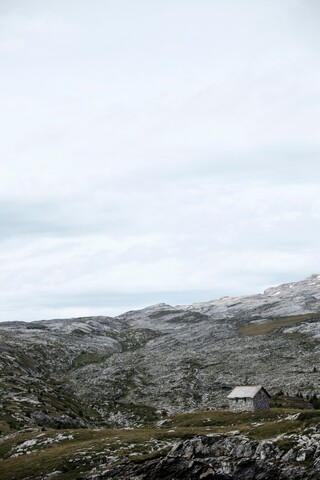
[
  {"xmin": 247, "ymin": 420, "xmax": 301, "ymax": 440},
  {"xmin": 297, "ymin": 410, "xmax": 320, "ymax": 426},
  {"xmin": 275, "ymin": 438, "xmax": 297, "ymax": 452},
  {"xmin": 271, "ymin": 395, "xmax": 313, "ymax": 409},
  {"xmin": 72, "ymin": 352, "xmax": 106, "ymax": 368},
  {"xmin": 130, "ymin": 446, "xmax": 171, "ymax": 463},
  {"xmin": 106, "ymin": 328, "xmax": 162, "ymax": 352},
  {"xmin": 170, "ymin": 409, "xmax": 282, "ymax": 428},
  {"xmin": 238, "ymin": 313, "xmax": 320, "ymax": 337},
  {"xmin": 114, "ymin": 402, "xmax": 160, "ymax": 423},
  {"xmin": 148, "ymin": 310, "xmax": 184, "ymax": 319}
]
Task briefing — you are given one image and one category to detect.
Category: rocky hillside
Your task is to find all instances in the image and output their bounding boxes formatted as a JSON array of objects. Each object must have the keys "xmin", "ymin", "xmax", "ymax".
[{"xmin": 1, "ymin": 274, "xmax": 320, "ymax": 429}]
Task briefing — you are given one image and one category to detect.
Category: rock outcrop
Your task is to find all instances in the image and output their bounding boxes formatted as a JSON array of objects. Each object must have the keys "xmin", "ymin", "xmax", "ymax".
[{"xmin": 93, "ymin": 431, "xmax": 320, "ymax": 480}]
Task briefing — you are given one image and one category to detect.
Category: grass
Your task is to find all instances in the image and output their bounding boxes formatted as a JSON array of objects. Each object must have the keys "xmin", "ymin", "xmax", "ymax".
[
  {"xmin": 271, "ymin": 395, "xmax": 313, "ymax": 409},
  {"xmin": 246, "ymin": 419, "xmax": 301, "ymax": 440},
  {"xmin": 0, "ymin": 408, "xmax": 319, "ymax": 479},
  {"xmin": 72, "ymin": 352, "xmax": 106, "ymax": 368},
  {"xmin": 0, "ymin": 428, "xmax": 173, "ymax": 480},
  {"xmin": 296, "ymin": 410, "xmax": 320, "ymax": 425},
  {"xmin": 111, "ymin": 402, "xmax": 160, "ymax": 423},
  {"xmin": 238, "ymin": 313, "xmax": 320, "ymax": 337},
  {"xmin": 274, "ymin": 438, "xmax": 297, "ymax": 452}
]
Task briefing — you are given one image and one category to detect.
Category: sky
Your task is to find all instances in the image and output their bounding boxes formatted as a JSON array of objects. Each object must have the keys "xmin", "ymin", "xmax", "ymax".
[{"xmin": 0, "ymin": 0, "xmax": 320, "ymax": 321}]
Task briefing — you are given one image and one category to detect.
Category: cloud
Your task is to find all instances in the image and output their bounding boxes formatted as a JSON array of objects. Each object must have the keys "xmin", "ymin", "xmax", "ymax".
[
  {"xmin": 0, "ymin": 178, "xmax": 319, "ymax": 321},
  {"xmin": 0, "ymin": 0, "xmax": 320, "ymax": 320}
]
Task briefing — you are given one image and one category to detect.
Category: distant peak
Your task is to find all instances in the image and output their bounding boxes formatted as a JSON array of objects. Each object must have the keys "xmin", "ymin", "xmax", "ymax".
[{"xmin": 308, "ymin": 273, "xmax": 320, "ymax": 280}]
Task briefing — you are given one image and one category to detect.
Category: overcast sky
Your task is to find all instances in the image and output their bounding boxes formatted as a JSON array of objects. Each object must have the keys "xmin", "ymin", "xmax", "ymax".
[{"xmin": 1, "ymin": 0, "xmax": 320, "ymax": 321}]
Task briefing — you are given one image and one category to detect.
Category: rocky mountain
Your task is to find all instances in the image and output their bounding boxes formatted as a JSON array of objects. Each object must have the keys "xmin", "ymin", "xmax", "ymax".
[{"xmin": 1, "ymin": 274, "xmax": 320, "ymax": 430}]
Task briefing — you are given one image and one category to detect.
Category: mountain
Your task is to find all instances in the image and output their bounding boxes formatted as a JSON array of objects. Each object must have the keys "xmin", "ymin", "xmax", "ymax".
[{"xmin": 1, "ymin": 274, "xmax": 320, "ymax": 430}]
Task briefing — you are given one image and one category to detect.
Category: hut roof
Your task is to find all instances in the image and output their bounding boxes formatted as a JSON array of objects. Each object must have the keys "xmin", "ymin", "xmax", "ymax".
[{"xmin": 227, "ymin": 385, "xmax": 270, "ymax": 399}]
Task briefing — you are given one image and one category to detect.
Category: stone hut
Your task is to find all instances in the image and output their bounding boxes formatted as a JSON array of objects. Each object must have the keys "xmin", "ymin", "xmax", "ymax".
[{"xmin": 227, "ymin": 385, "xmax": 271, "ymax": 412}]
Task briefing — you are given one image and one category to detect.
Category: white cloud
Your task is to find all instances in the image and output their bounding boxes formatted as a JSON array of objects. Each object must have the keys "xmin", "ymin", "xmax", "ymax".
[{"xmin": 0, "ymin": 0, "xmax": 320, "ymax": 320}]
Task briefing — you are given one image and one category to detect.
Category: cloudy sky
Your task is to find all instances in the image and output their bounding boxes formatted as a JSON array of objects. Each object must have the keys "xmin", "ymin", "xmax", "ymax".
[{"xmin": 1, "ymin": 0, "xmax": 320, "ymax": 321}]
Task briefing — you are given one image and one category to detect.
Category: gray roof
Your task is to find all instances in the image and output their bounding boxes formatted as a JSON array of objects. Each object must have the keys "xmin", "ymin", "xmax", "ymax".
[{"xmin": 227, "ymin": 385, "xmax": 270, "ymax": 399}]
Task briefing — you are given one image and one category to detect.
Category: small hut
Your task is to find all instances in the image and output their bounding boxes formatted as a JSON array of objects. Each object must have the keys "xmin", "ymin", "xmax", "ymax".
[{"xmin": 227, "ymin": 385, "xmax": 270, "ymax": 412}]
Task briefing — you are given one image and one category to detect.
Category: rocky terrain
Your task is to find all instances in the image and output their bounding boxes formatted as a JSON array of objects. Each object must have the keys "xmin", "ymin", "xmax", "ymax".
[
  {"xmin": 98, "ymin": 429, "xmax": 320, "ymax": 480},
  {"xmin": 1, "ymin": 274, "xmax": 320, "ymax": 478},
  {"xmin": 1, "ymin": 274, "xmax": 320, "ymax": 431}
]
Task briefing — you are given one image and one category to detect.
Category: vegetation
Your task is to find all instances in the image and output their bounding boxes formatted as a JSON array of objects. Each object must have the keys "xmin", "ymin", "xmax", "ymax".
[
  {"xmin": 72, "ymin": 351, "xmax": 106, "ymax": 368},
  {"xmin": 271, "ymin": 392, "xmax": 315, "ymax": 409},
  {"xmin": 238, "ymin": 312, "xmax": 320, "ymax": 337}
]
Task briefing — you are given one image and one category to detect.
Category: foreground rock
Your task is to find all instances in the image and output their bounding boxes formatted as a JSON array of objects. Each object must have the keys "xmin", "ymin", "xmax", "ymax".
[{"xmin": 92, "ymin": 432, "xmax": 320, "ymax": 480}]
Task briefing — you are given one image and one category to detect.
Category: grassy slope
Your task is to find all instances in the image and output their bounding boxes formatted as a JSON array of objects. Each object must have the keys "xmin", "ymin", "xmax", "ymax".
[
  {"xmin": 1, "ymin": 408, "xmax": 320, "ymax": 479},
  {"xmin": 238, "ymin": 312, "xmax": 320, "ymax": 337}
]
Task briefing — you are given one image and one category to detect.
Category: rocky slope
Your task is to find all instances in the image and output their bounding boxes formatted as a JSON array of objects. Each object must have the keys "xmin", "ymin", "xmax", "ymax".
[
  {"xmin": 1, "ymin": 274, "xmax": 320, "ymax": 429},
  {"xmin": 97, "ymin": 431, "xmax": 320, "ymax": 480}
]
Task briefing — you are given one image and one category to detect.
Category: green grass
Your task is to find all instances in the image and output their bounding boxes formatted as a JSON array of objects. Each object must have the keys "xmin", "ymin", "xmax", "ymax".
[
  {"xmin": 297, "ymin": 410, "xmax": 320, "ymax": 425},
  {"xmin": 112, "ymin": 402, "xmax": 160, "ymax": 423},
  {"xmin": 72, "ymin": 351, "xmax": 106, "ymax": 368},
  {"xmin": 271, "ymin": 395, "xmax": 313, "ymax": 409},
  {"xmin": 246, "ymin": 419, "xmax": 301, "ymax": 440},
  {"xmin": 274, "ymin": 438, "xmax": 297, "ymax": 452},
  {"xmin": 170, "ymin": 409, "xmax": 281, "ymax": 428},
  {"xmin": 238, "ymin": 313, "xmax": 320, "ymax": 337}
]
